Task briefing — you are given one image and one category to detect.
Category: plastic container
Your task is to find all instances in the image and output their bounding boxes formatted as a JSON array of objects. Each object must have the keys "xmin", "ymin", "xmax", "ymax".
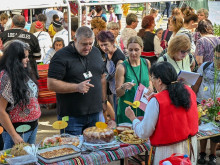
[
  {"xmin": 180, "ymin": 154, "xmax": 189, "ymax": 165},
  {"xmin": 5, "ymin": 154, "xmax": 38, "ymax": 165},
  {"xmin": 163, "ymin": 161, "xmax": 172, "ymax": 165}
]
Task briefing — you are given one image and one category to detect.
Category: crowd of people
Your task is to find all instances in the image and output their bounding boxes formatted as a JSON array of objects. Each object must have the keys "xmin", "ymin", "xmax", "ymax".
[{"xmin": 0, "ymin": 2, "xmax": 219, "ymax": 165}]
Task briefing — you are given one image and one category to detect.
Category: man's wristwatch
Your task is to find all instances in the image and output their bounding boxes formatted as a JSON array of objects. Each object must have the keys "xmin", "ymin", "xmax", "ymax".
[{"xmin": 102, "ymin": 100, "xmax": 107, "ymax": 104}]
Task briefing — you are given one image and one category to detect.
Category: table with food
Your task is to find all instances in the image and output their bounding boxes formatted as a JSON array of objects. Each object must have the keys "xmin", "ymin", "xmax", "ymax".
[{"xmin": 0, "ymin": 122, "xmax": 151, "ymax": 165}]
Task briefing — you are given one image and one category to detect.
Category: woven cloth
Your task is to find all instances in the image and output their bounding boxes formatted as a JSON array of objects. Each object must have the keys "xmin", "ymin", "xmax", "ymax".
[
  {"xmin": 37, "ymin": 141, "xmax": 151, "ymax": 165},
  {"xmin": 197, "ymin": 129, "xmax": 220, "ymax": 139},
  {"xmin": 37, "ymin": 64, "xmax": 56, "ymax": 104}
]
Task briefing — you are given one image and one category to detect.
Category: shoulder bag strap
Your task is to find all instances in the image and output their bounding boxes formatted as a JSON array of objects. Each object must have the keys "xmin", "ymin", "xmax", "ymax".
[
  {"xmin": 163, "ymin": 29, "xmax": 169, "ymax": 41},
  {"xmin": 203, "ymin": 36, "xmax": 216, "ymax": 48},
  {"xmin": 36, "ymin": 31, "xmax": 43, "ymax": 39}
]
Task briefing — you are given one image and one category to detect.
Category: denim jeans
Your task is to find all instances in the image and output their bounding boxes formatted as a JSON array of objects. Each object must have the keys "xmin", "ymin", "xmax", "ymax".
[
  {"xmin": 2, "ymin": 125, "xmax": 38, "ymax": 150},
  {"xmin": 58, "ymin": 112, "xmax": 100, "ymax": 135}
]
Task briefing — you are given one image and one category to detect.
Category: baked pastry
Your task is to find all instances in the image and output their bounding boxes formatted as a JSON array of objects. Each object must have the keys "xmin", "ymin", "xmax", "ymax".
[
  {"xmin": 83, "ymin": 126, "xmax": 114, "ymax": 144},
  {"xmin": 10, "ymin": 142, "xmax": 30, "ymax": 156},
  {"xmin": 40, "ymin": 148, "xmax": 75, "ymax": 159}
]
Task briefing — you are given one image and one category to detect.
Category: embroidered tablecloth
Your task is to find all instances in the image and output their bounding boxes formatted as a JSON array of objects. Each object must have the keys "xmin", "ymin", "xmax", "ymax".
[
  {"xmin": 37, "ymin": 141, "xmax": 151, "ymax": 165},
  {"xmin": 197, "ymin": 129, "xmax": 220, "ymax": 140}
]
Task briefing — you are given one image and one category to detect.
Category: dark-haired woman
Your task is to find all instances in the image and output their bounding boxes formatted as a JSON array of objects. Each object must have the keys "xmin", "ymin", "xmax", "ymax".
[
  {"xmin": 97, "ymin": 31, "xmax": 125, "ymax": 120},
  {"xmin": 0, "ymin": 40, "xmax": 41, "ymax": 149},
  {"xmin": 195, "ymin": 19, "xmax": 220, "ymax": 66},
  {"xmin": 183, "ymin": 11, "xmax": 198, "ymax": 53},
  {"xmin": 125, "ymin": 62, "xmax": 198, "ymax": 165},
  {"xmin": 137, "ymin": 15, "xmax": 163, "ymax": 64}
]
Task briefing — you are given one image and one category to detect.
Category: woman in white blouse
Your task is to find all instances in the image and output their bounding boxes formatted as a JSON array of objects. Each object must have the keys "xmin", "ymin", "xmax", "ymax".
[{"xmin": 125, "ymin": 62, "xmax": 198, "ymax": 165}]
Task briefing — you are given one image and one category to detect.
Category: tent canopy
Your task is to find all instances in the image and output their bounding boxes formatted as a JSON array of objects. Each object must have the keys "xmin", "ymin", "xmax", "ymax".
[
  {"xmin": 71, "ymin": 0, "xmax": 184, "ymax": 6},
  {"xmin": 0, "ymin": 0, "xmax": 71, "ymax": 42},
  {"xmin": 0, "ymin": 0, "xmax": 69, "ymax": 11}
]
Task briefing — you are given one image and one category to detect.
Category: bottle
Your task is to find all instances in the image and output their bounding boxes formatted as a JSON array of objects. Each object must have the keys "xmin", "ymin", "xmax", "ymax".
[
  {"xmin": 162, "ymin": 161, "xmax": 172, "ymax": 165},
  {"xmin": 180, "ymin": 154, "xmax": 189, "ymax": 165}
]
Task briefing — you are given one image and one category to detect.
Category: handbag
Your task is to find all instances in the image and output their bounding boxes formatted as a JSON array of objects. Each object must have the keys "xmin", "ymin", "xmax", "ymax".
[
  {"xmin": 160, "ymin": 29, "xmax": 169, "ymax": 49},
  {"xmin": 159, "ymin": 153, "xmax": 192, "ymax": 165}
]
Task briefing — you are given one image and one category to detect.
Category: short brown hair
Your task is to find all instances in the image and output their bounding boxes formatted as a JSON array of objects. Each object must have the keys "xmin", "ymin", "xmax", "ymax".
[
  {"xmin": 172, "ymin": 8, "xmax": 181, "ymax": 17},
  {"xmin": 91, "ymin": 17, "xmax": 106, "ymax": 31},
  {"xmin": 184, "ymin": 10, "xmax": 198, "ymax": 24},
  {"xmin": 127, "ymin": 36, "xmax": 143, "ymax": 49},
  {"xmin": 126, "ymin": 13, "xmax": 137, "ymax": 25},
  {"xmin": 167, "ymin": 35, "xmax": 191, "ymax": 58},
  {"xmin": 197, "ymin": 8, "xmax": 209, "ymax": 18},
  {"xmin": 0, "ymin": 13, "xmax": 8, "ymax": 21},
  {"xmin": 171, "ymin": 16, "xmax": 183, "ymax": 33}
]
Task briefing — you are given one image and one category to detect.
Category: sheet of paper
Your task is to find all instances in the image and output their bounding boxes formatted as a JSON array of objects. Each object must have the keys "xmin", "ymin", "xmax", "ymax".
[
  {"xmin": 140, "ymin": 87, "xmax": 149, "ymax": 104},
  {"xmin": 178, "ymin": 70, "xmax": 200, "ymax": 85}
]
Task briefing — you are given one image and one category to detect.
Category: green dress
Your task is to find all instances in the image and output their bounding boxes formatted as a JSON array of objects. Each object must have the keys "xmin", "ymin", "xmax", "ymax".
[{"xmin": 117, "ymin": 58, "xmax": 150, "ymax": 124}]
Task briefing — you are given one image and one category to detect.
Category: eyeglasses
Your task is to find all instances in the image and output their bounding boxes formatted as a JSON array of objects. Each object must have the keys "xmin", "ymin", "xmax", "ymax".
[
  {"xmin": 172, "ymin": 16, "xmax": 176, "ymax": 23},
  {"xmin": 111, "ymin": 28, "xmax": 119, "ymax": 30},
  {"xmin": 150, "ymin": 76, "xmax": 157, "ymax": 80},
  {"xmin": 180, "ymin": 49, "xmax": 191, "ymax": 54}
]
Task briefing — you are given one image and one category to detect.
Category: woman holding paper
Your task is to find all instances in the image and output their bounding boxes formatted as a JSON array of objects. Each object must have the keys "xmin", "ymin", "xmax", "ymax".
[
  {"xmin": 125, "ymin": 62, "xmax": 198, "ymax": 165},
  {"xmin": 157, "ymin": 35, "xmax": 195, "ymax": 74},
  {"xmin": 115, "ymin": 36, "xmax": 153, "ymax": 124},
  {"xmin": 0, "ymin": 40, "xmax": 41, "ymax": 149},
  {"xmin": 192, "ymin": 45, "xmax": 220, "ymax": 164}
]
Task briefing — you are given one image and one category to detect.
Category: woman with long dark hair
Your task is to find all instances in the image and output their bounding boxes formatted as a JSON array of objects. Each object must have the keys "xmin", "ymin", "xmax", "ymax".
[
  {"xmin": 125, "ymin": 62, "xmax": 198, "ymax": 165},
  {"xmin": 0, "ymin": 40, "xmax": 41, "ymax": 149}
]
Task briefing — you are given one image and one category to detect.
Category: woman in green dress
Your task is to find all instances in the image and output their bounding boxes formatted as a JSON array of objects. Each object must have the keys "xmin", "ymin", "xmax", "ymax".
[{"xmin": 115, "ymin": 36, "xmax": 153, "ymax": 124}]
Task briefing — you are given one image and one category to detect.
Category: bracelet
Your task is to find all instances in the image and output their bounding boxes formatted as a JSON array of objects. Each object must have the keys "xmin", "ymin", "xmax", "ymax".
[{"xmin": 120, "ymin": 85, "xmax": 125, "ymax": 91}]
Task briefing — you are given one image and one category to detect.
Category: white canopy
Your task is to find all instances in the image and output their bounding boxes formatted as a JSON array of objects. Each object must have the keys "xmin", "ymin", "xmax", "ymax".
[
  {"xmin": 0, "ymin": 0, "xmax": 72, "ymax": 42},
  {"xmin": 71, "ymin": 0, "xmax": 184, "ymax": 6},
  {"xmin": 0, "ymin": 0, "xmax": 69, "ymax": 11}
]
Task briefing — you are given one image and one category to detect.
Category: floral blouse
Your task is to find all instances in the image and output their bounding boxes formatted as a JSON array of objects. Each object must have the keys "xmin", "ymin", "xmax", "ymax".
[{"xmin": 0, "ymin": 70, "xmax": 41, "ymax": 123}]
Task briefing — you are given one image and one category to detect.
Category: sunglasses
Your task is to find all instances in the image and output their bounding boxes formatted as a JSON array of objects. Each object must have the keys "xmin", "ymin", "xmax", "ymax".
[
  {"xmin": 180, "ymin": 49, "xmax": 191, "ymax": 54},
  {"xmin": 172, "ymin": 16, "xmax": 176, "ymax": 23}
]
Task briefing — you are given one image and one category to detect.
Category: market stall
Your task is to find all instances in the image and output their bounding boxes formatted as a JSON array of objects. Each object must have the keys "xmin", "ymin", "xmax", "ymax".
[{"xmin": 0, "ymin": 122, "xmax": 151, "ymax": 165}]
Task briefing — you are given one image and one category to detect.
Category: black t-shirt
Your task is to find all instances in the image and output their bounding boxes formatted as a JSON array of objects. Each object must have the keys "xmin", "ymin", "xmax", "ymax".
[
  {"xmin": 143, "ymin": 31, "xmax": 155, "ymax": 52},
  {"xmin": 0, "ymin": 29, "xmax": 41, "ymax": 79},
  {"xmin": 111, "ymin": 48, "xmax": 125, "ymax": 66},
  {"xmin": 0, "ymin": 28, "xmax": 40, "ymax": 56},
  {"xmin": 106, "ymin": 48, "xmax": 125, "ymax": 95},
  {"xmin": 48, "ymin": 42, "xmax": 105, "ymax": 117}
]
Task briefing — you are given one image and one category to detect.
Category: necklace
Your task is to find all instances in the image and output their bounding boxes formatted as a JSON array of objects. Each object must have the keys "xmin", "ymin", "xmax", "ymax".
[{"xmin": 128, "ymin": 58, "xmax": 142, "ymax": 85}]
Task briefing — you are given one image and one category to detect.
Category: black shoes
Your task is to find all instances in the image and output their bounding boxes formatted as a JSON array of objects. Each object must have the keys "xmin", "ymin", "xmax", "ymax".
[
  {"xmin": 197, "ymin": 152, "xmax": 217, "ymax": 165},
  {"xmin": 208, "ymin": 154, "xmax": 217, "ymax": 165},
  {"xmin": 198, "ymin": 152, "xmax": 206, "ymax": 164}
]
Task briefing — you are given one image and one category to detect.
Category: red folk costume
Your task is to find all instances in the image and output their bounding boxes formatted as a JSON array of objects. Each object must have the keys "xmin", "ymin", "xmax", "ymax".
[{"xmin": 150, "ymin": 85, "xmax": 198, "ymax": 146}]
